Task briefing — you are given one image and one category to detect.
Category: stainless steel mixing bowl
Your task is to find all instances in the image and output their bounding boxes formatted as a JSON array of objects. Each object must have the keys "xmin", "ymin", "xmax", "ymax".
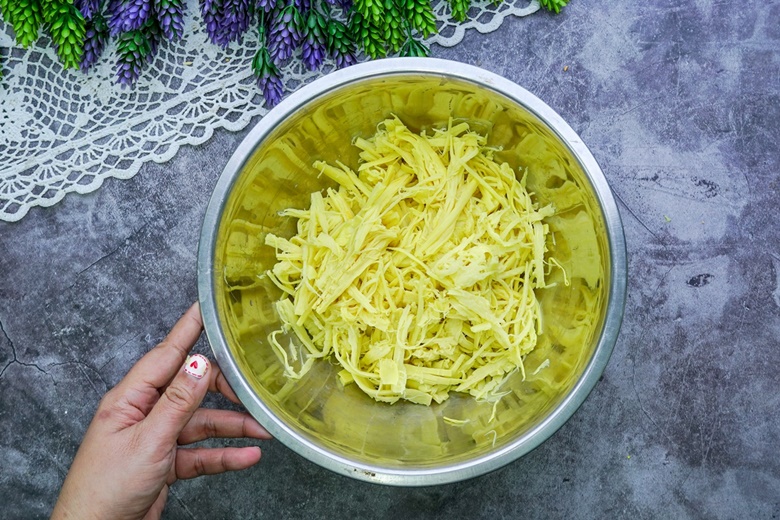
[{"xmin": 197, "ymin": 58, "xmax": 626, "ymax": 486}]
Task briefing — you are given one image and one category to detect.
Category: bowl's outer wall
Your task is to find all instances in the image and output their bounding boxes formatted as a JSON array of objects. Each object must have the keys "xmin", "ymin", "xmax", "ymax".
[{"xmin": 197, "ymin": 58, "xmax": 627, "ymax": 486}]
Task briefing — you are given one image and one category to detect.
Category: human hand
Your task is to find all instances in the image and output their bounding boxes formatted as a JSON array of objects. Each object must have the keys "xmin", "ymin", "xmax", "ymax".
[{"xmin": 52, "ymin": 303, "xmax": 271, "ymax": 520}]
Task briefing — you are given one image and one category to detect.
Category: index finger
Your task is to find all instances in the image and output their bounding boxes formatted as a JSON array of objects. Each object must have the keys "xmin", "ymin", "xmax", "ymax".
[{"xmin": 116, "ymin": 303, "xmax": 204, "ymax": 393}]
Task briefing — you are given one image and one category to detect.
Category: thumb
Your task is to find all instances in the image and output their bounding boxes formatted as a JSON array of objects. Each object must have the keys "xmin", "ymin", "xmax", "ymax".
[{"xmin": 144, "ymin": 354, "xmax": 211, "ymax": 446}]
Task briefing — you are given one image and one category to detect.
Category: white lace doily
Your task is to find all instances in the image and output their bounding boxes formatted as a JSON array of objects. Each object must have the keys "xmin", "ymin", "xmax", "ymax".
[{"xmin": 0, "ymin": 0, "xmax": 539, "ymax": 222}]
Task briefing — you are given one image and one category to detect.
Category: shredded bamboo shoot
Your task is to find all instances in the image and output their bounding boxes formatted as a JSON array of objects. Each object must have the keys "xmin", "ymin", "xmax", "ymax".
[{"xmin": 264, "ymin": 117, "xmax": 562, "ymax": 405}]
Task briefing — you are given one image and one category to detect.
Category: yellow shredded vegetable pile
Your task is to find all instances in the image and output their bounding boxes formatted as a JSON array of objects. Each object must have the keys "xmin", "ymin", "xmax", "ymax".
[{"xmin": 264, "ymin": 117, "xmax": 560, "ymax": 406}]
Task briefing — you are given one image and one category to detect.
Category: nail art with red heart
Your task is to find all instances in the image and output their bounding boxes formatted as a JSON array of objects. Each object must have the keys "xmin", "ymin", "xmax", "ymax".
[{"xmin": 184, "ymin": 354, "xmax": 209, "ymax": 379}]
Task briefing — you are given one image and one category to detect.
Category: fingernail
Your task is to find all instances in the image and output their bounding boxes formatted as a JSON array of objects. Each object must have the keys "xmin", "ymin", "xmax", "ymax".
[{"xmin": 184, "ymin": 354, "xmax": 209, "ymax": 379}]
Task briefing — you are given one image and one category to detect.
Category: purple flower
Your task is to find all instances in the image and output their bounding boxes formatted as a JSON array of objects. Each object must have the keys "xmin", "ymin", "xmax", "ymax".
[
  {"xmin": 252, "ymin": 46, "xmax": 284, "ymax": 107},
  {"xmin": 75, "ymin": 0, "xmax": 100, "ymax": 20},
  {"xmin": 116, "ymin": 61, "xmax": 142, "ymax": 86},
  {"xmin": 301, "ymin": 10, "xmax": 326, "ymax": 71},
  {"xmin": 216, "ymin": 0, "xmax": 253, "ymax": 47},
  {"xmin": 146, "ymin": 20, "xmax": 162, "ymax": 59},
  {"xmin": 301, "ymin": 38, "xmax": 325, "ymax": 70},
  {"xmin": 293, "ymin": 0, "xmax": 310, "ymax": 14},
  {"xmin": 337, "ymin": 0, "xmax": 351, "ymax": 10},
  {"xmin": 256, "ymin": 0, "xmax": 277, "ymax": 12},
  {"xmin": 200, "ymin": 0, "xmax": 223, "ymax": 44},
  {"xmin": 335, "ymin": 50, "xmax": 356, "ymax": 68},
  {"xmin": 201, "ymin": 0, "xmax": 218, "ymax": 12},
  {"xmin": 109, "ymin": 0, "xmax": 154, "ymax": 36},
  {"xmin": 114, "ymin": 21, "xmax": 159, "ymax": 86},
  {"xmin": 116, "ymin": 42, "xmax": 147, "ymax": 86},
  {"xmin": 155, "ymin": 0, "xmax": 186, "ymax": 40},
  {"xmin": 259, "ymin": 73, "xmax": 283, "ymax": 107},
  {"xmin": 80, "ymin": 15, "xmax": 109, "ymax": 72},
  {"xmin": 267, "ymin": 4, "xmax": 302, "ymax": 65},
  {"xmin": 106, "ymin": 0, "xmax": 124, "ymax": 21}
]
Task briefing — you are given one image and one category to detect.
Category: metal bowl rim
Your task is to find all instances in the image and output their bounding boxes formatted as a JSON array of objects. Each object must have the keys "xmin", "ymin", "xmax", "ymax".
[{"xmin": 197, "ymin": 57, "xmax": 627, "ymax": 486}]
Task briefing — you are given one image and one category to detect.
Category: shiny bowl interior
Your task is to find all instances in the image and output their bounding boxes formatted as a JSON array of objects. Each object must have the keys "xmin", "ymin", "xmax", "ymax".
[{"xmin": 198, "ymin": 58, "xmax": 626, "ymax": 486}]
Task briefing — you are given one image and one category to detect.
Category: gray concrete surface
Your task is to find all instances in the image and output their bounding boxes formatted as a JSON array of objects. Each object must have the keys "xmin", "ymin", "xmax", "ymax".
[{"xmin": 2, "ymin": 0, "xmax": 779, "ymax": 518}]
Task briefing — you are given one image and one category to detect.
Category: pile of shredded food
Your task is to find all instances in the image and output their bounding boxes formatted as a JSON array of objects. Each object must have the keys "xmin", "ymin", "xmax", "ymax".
[{"xmin": 263, "ymin": 117, "xmax": 561, "ymax": 406}]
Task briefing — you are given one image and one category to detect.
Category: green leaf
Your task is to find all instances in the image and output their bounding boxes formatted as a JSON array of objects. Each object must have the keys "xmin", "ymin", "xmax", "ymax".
[
  {"xmin": 400, "ymin": 33, "xmax": 428, "ymax": 57},
  {"xmin": 45, "ymin": 0, "xmax": 85, "ymax": 69},
  {"xmin": 354, "ymin": 0, "xmax": 385, "ymax": 25},
  {"xmin": 349, "ymin": 12, "xmax": 386, "ymax": 59},
  {"xmin": 401, "ymin": 0, "xmax": 435, "ymax": 37},
  {"xmin": 327, "ymin": 17, "xmax": 356, "ymax": 58},
  {"xmin": 252, "ymin": 45, "xmax": 279, "ymax": 78},
  {"xmin": 5, "ymin": 0, "xmax": 44, "ymax": 48},
  {"xmin": 538, "ymin": 0, "xmax": 568, "ymax": 14},
  {"xmin": 306, "ymin": 8, "xmax": 327, "ymax": 37},
  {"xmin": 381, "ymin": 0, "xmax": 407, "ymax": 52},
  {"xmin": 446, "ymin": 0, "xmax": 470, "ymax": 22}
]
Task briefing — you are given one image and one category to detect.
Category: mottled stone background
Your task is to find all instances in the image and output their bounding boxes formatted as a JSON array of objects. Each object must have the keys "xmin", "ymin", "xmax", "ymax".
[{"xmin": 1, "ymin": 0, "xmax": 779, "ymax": 518}]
